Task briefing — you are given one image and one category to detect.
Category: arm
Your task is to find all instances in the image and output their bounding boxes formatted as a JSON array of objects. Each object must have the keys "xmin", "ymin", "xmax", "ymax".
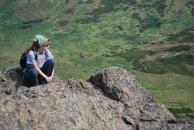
[
  {"xmin": 33, "ymin": 63, "xmax": 53, "ymax": 82},
  {"xmin": 32, "ymin": 63, "xmax": 50, "ymax": 81},
  {"xmin": 51, "ymin": 69, "xmax": 54, "ymax": 77},
  {"xmin": 27, "ymin": 51, "xmax": 46, "ymax": 78}
]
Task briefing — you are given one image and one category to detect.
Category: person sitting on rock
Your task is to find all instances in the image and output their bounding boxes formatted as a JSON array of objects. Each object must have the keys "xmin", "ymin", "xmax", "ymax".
[{"xmin": 23, "ymin": 35, "xmax": 55, "ymax": 86}]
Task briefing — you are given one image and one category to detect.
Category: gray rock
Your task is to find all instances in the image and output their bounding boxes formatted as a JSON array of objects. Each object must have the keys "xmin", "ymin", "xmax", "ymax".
[
  {"xmin": 0, "ymin": 66, "xmax": 193, "ymax": 130},
  {"xmin": 89, "ymin": 67, "xmax": 175, "ymax": 122}
]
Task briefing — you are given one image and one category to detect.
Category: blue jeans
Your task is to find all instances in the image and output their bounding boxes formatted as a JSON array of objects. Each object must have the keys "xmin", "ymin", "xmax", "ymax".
[{"xmin": 24, "ymin": 59, "xmax": 55, "ymax": 86}]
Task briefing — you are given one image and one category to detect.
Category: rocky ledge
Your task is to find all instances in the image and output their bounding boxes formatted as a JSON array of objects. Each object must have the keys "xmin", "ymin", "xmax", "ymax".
[{"xmin": 0, "ymin": 67, "xmax": 194, "ymax": 130}]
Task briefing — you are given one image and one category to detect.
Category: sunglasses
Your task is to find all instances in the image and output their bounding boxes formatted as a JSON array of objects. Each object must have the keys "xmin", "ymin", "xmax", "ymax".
[{"xmin": 42, "ymin": 44, "xmax": 50, "ymax": 47}]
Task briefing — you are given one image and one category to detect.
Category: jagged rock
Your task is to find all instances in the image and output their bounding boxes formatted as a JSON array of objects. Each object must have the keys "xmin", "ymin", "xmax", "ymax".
[
  {"xmin": 0, "ymin": 67, "xmax": 23, "ymax": 95},
  {"xmin": 0, "ymin": 67, "xmax": 60, "ymax": 96},
  {"xmin": 0, "ymin": 66, "xmax": 194, "ymax": 130},
  {"xmin": 89, "ymin": 67, "xmax": 175, "ymax": 122}
]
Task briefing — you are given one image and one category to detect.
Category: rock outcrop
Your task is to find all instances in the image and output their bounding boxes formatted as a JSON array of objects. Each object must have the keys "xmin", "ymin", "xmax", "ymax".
[{"xmin": 0, "ymin": 67, "xmax": 194, "ymax": 130}]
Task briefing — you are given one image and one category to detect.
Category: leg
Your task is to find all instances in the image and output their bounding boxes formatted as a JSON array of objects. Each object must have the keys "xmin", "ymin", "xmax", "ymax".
[
  {"xmin": 39, "ymin": 59, "xmax": 55, "ymax": 84},
  {"xmin": 24, "ymin": 68, "xmax": 39, "ymax": 86},
  {"xmin": 41, "ymin": 59, "xmax": 55, "ymax": 76}
]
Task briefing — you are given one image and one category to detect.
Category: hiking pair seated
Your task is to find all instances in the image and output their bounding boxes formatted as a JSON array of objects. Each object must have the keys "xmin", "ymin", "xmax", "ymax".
[{"xmin": 20, "ymin": 35, "xmax": 55, "ymax": 87}]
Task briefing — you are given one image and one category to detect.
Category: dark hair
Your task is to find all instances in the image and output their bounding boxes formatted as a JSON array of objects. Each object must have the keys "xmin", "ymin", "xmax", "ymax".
[{"xmin": 24, "ymin": 41, "xmax": 41, "ymax": 55}]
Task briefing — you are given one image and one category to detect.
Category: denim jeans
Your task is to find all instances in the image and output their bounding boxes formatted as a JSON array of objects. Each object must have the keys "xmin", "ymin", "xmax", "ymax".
[{"xmin": 24, "ymin": 59, "xmax": 55, "ymax": 87}]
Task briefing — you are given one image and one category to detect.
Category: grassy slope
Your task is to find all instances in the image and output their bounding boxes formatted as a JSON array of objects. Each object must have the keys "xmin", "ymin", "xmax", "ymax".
[
  {"xmin": 135, "ymin": 71, "xmax": 194, "ymax": 119},
  {"xmin": 0, "ymin": 0, "xmax": 194, "ymax": 119}
]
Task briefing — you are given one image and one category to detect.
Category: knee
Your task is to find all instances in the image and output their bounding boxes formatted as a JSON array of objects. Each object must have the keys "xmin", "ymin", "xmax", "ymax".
[
  {"xmin": 28, "ymin": 69, "xmax": 38, "ymax": 78},
  {"xmin": 46, "ymin": 59, "xmax": 55, "ymax": 67},
  {"xmin": 24, "ymin": 69, "xmax": 38, "ymax": 80},
  {"xmin": 24, "ymin": 69, "xmax": 38, "ymax": 87}
]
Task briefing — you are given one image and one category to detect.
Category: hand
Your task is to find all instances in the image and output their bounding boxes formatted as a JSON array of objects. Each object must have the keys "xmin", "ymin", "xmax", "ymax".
[{"xmin": 45, "ymin": 76, "xmax": 53, "ymax": 82}]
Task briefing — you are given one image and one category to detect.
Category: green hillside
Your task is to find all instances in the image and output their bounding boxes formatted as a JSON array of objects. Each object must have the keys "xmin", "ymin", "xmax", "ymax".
[{"xmin": 0, "ymin": 0, "xmax": 194, "ymax": 119}]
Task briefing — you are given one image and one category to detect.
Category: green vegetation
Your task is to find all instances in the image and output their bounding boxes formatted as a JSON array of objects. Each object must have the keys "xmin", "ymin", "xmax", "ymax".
[
  {"xmin": 134, "ymin": 72, "xmax": 194, "ymax": 119},
  {"xmin": 0, "ymin": 0, "xmax": 194, "ymax": 119},
  {"xmin": 134, "ymin": 54, "xmax": 194, "ymax": 76},
  {"xmin": 167, "ymin": 27, "xmax": 194, "ymax": 43},
  {"xmin": 165, "ymin": 45, "xmax": 191, "ymax": 52}
]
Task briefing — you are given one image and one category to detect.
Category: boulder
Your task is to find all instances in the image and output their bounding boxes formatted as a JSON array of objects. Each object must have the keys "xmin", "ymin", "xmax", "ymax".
[
  {"xmin": 0, "ymin": 67, "xmax": 193, "ymax": 130},
  {"xmin": 89, "ymin": 67, "xmax": 175, "ymax": 122}
]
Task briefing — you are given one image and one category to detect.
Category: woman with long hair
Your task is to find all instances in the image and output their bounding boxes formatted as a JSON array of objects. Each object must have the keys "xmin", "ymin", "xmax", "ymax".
[{"xmin": 23, "ymin": 35, "xmax": 55, "ymax": 86}]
